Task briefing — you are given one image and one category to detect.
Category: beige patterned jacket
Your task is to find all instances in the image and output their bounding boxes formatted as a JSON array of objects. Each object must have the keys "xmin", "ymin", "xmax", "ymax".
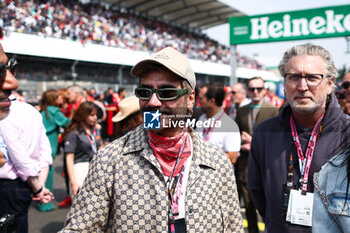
[{"xmin": 60, "ymin": 125, "xmax": 243, "ymax": 233}]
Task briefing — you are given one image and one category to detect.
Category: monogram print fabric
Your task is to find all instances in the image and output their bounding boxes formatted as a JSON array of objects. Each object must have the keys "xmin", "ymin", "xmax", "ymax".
[{"xmin": 60, "ymin": 125, "xmax": 243, "ymax": 233}]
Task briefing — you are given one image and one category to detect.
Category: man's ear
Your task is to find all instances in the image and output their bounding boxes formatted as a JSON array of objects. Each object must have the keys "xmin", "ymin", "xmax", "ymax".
[
  {"xmin": 327, "ymin": 77, "xmax": 335, "ymax": 95},
  {"xmin": 187, "ymin": 90, "xmax": 195, "ymax": 110}
]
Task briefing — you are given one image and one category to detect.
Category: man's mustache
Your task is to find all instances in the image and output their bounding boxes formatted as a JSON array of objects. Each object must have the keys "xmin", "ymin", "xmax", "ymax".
[{"xmin": 142, "ymin": 107, "xmax": 173, "ymax": 115}]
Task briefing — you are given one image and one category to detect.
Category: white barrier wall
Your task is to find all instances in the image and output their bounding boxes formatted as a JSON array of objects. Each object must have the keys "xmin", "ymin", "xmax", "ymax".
[{"xmin": 1, "ymin": 32, "xmax": 281, "ymax": 82}]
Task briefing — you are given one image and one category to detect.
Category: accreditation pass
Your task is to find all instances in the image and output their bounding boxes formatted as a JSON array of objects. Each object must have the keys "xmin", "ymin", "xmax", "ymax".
[{"xmin": 286, "ymin": 189, "xmax": 314, "ymax": 226}]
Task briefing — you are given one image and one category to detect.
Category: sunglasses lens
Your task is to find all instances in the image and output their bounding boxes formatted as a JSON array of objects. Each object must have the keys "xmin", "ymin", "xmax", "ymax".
[
  {"xmin": 9, "ymin": 59, "xmax": 18, "ymax": 76},
  {"xmin": 135, "ymin": 88, "xmax": 152, "ymax": 99},
  {"xmin": 248, "ymin": 87, "xmax": 263, "ymax": 92},
  {"xmin": 157, "ymin": 89, "xmax": 178, "ymax": 100},
  {"xmin": 342, "ymin": 81, "xmax": 350, "ymax": 89}
]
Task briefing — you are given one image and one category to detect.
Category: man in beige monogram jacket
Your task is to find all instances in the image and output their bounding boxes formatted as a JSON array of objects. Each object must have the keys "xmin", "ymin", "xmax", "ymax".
[{"xmin": 60, "ymin": 47, "xmax": 243, "ymax": 232}]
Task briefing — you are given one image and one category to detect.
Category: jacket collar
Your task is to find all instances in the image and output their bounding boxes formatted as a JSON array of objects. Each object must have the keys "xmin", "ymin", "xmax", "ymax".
[{"xmin": 122, "ymin": 125, "xmax": 217, "ymax": 173}]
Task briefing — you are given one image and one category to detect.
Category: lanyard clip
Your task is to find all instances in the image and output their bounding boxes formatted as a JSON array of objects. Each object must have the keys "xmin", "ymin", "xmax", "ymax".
[
  {"xmin": 299, "ymin": 178, "xmax": 307, "ymax": 184},
  {"xmin": 169, "ymin": 213, "xmax": 175, "ymax": 224}
]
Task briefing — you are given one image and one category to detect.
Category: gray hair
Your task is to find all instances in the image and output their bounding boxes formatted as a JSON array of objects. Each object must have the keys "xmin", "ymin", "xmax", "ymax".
[
  {"xmin": 278, "ymin": 44, "xmax": 337, "ymax": 78},
  {"xmin": 68, "ymin": 85, "xmax": 84, "ymax": 96}
]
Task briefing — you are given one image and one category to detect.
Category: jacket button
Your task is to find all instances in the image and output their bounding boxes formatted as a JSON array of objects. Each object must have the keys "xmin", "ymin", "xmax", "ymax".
[{"xmin": 189, "ymin": 208, "xmax": 194, "ymax": 213}]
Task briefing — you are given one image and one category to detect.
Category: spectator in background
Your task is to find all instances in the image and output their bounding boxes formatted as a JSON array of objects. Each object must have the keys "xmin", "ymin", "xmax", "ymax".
[
  {"xmin": 341, "ymin": 72, "xmax": 350, "ymax": 102},
  {"xmin": 248, "ymin": 44, "xmax": 350, "ymax": 232},
  {"xmin": 341, "ymin": 72, "xmax": 350, "ymax": 115},
  {"xmin": 63, "ymin": 101, "xmax": 101, "ymax": 197},
  {"xmin": 37, "ymin": 89, "xmax": 71, "ymax": 212},
  {"xmin": 104, "ymin": 87, "xmax": 116, "ymax": 105},
  {"xmin": 0, "ymin": 43, "xmax": 53, "ymax": 233},
  {"xmin": 57, "ymin": 88, "xmax": 70, "ymax": 117},
  {"xmin": 112, "ymin": 95, "xmax": 142, "ymax": 138},
  {"xmin": 118, "ymin": 87, "xmax": 126, "ymax": 101},
  {"xmin": 86, "ymin": 88, "xmax": 96, "ymax": 102},
  {"xmin": 235, "ymin": 77, "xmax": 279, "ymax": 233},
  {"xmin": 13, "ymin": 89, "xmax": 25, "ymax": 102},
  {"xmin": 0, "ymin": 0, "xmax": 266, "ymax": 68},
  {"xmin": 264, "ymin": 82, "xmax": 284, "ymax": 108},
  {"xmin": 66, "ymin": 85, "xmax": 86, "ymax": 117},
  {"xmin": 226, "ymin": 83, "xmax": 251, "ymax": 119},
  {"xmin": 197, "ymin": 83, "xmax": 241, "ymax": 164},
  {"xmin": 190, "ymin": 86, "xmax": 203, "ymax": 129},
  {"xmin": 60, "ymin": 85, "xmax": 86, "ymax": 206}
]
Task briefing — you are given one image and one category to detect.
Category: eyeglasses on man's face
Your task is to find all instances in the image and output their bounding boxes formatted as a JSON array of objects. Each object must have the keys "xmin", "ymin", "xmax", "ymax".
[
  {"xmin": 284, "ymin": 73, "xmax": 327, "ymax": 87},
  {"xmin": 0, "ymin": 58, "xmax": 18, "ymax": 82},
  {"xmin": 135, "ymin": 87, "xmax": 188, "ymax": 101},
  {"xmin": 247, "ymin": 87, "xmax": 264, "ymax": 92}
]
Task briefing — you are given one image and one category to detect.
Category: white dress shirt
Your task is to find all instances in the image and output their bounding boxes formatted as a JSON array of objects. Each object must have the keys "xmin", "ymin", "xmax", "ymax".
[{"xmin": 0, "ymin": 100, "xmax": 52, "ymax": 181}]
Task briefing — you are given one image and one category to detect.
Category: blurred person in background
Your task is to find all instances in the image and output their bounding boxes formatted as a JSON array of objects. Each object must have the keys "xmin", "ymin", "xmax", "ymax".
[
  {"xmin": 264, "ymin": 82, "xmax": 284, "ymax": 108},
  {"xmin": 66, "ymin": 85, "xmax": 86, "ymax": 117},
  {"xmin": 56, "ymin": 88, "xmax": 74, "ymax": 207},
  {"xmin": 235, "ymin": 77, "xmax": 279, "ymax": 233},
  {"xmin": 86, "ymin": 88, "xmax": 96, "ymax": 102},
  {"xmin": 0, "ymin": 43, "xmax": 54, "ymax": 233},
  {"xmin": 13, "ymin": 89, "xmax": 25, "ymax": 102},
  {"xmin": 112, "ymin": 95, "xmax": 142, "ymax": 138},
  {"xmin": 57, "ymin": 88, "xmax": 70, "ymax": 117},
  {"xmin": 63, "ymin": 101, "xmax": 101, "ymax": 197},
  {"xmin": 341, "ymin": 72, "xmax": 350, "ymax": 115},
  {"xmin": 226, "ymin": 83, "xmax": 250, "ymax": 119},
  {"xmin": 118, "ymin": 87, "xmax": 126, "ymax": 101},
  {"xmin": 197, "ymin": 83, "xmax": 241, "ymax": 165},
  {"xmin": 37, "ymin": 89, "xmax": 71, "ymax": 212}
]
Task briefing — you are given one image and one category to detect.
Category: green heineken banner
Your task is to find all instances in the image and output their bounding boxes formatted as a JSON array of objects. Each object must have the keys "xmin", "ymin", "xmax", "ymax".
[{"xmin": 229, "ymin": 5, "xmax": 350, "ymax": 45}]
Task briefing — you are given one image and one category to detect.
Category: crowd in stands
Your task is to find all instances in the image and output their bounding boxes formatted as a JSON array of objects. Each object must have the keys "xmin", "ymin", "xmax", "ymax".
[{"xmin": 0, "ymin": 0, "xmax": 266, "ymax": 69}]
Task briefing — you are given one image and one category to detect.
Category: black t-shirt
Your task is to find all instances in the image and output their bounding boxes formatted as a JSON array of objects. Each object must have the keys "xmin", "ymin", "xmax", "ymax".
[{"xmin": 64, "ymin": 127, "xmax": 101, "ymax": 163}]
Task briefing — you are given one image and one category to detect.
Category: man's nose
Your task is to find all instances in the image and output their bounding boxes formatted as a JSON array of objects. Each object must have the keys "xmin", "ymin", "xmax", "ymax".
[
  {"xmin": 2, "ymin": 70, "xmax": 18, "ymax": 91},
  {"xmin": 297, "ymin": 77, "xmax": 308, "ymax": 91},
  {"xmin": 148, "ymin": 93, "xmax": 162, "ymax": 107}
]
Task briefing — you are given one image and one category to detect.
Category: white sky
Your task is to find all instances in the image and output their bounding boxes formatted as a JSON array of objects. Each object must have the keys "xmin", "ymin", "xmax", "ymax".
[{"xmin": 205, "ymin": 0, "xmax": 350, "ymax": 70}]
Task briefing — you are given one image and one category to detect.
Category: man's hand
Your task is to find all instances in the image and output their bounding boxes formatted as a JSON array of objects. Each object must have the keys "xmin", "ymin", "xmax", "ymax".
[
  {"xmin": 0, "ymin": 150, "xmax": 6, "ymax": 167},
  {"xmin": 225, "ymin": 151, "xmax": 239, "ymax": 164},
  {"xmin": 70, "ymin": 182, "xmax": 81, "ymax": 197},
  {"xmin": 32, "ymin": 187, "xmax": 54, "ymax": 204},
  {"xmin": 240, "ymin": 131, "xmax": 252, "ymax": 152}
]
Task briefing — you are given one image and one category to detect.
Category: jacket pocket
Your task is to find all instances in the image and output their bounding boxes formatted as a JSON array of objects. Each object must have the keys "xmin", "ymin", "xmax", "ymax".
[{"xmin": 327, "ymin": 192, "xmax": 350, "ymax": 216}]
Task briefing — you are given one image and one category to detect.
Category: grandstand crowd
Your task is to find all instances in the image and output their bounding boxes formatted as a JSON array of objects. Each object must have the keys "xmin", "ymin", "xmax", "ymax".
[{"xmin": 0, "ymin": 0, "xmax": 266, "ymax": 69}]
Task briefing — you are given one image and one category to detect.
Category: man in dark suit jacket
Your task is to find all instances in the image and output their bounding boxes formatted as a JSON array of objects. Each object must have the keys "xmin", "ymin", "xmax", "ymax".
[{"xmin": 235, "ymin": 77, "xmax": 279, "ymax": 233}]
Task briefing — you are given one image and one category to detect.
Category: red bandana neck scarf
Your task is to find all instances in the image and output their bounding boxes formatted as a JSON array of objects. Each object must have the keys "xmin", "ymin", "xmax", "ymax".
[{"xmin": 147, "ymin": 130, "xmax": 191, "ymax": 177}]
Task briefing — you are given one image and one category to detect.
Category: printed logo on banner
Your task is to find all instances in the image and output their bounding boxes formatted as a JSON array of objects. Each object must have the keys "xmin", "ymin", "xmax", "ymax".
[{"xmin": 143, "ymin": 110, "xmax": 161, "ymax": 129}]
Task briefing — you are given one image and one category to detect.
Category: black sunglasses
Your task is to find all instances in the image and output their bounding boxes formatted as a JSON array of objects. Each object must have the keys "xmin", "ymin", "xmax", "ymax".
[
  {"xmin": 341, "ymin": 81, "xmax": 350, "ymax": 89},
  {"xmin": 248, "ymin": 87, "xmax": 264, "ymax": 92},
  {"xmin": 135, "ymin": 87, "xmax": 188, "ymax": 101},
  {"xmin": 0, "ymin": 58, "xmax": 18, "ymax": 82}
]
